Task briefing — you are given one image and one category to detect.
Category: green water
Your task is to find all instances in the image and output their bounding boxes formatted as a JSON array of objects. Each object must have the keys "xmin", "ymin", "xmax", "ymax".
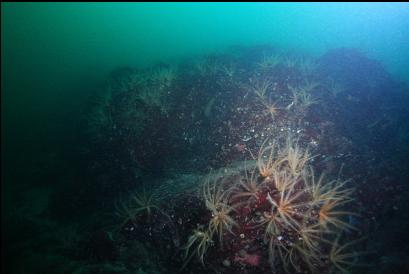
[
  {"xmin": 2, "ymin": 3, "xmax": 409, "ymax": 162},
  {"xmin": 2, "ymin": 3, "xmax": 409, "ymax": 274}
]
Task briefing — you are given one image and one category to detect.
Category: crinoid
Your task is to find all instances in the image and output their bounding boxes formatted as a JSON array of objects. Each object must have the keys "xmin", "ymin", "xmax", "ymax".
[
  {"xmin": 262, "ymin": 210, "xmax": 323, "ymax": 273},
  {"xmin": 182, "ymin": 229, "xmax": 213, "ymax": 267},
  {"xmin": 327, "ymin": 235, "xmax": 369, "ymax": 274},
  {"xmin": 251, "ymin": 138, "xmax": 286, "ymax": 179},
  {"xmin": 232, "ymin": 165, "xmax": 263, "ymax": 203},
  {"xmin": 219, "ymin": 62, "xmax": 236, "ymax": 78},
  {"xmin": 260, "ymin": 196, "xmax": 322, "ymax": 273},
  {"xmin": 267, "ymin": 236, "xmax": 292, "ymax": 272},
  {"xmin": 248, "ymin": 77, "xmax": 272, "ymax": 100},
  {"xmin": 306, "ymin": 170, "xmax": 357, "ymax": 233},
  {"xmin": 261, "ymin": 100, "xmax": 284, "ymax": 120},
  {"xmin": 284, "ymin": 137, "xmax": 313, "ymax": 177},
  {"xmin": 208, "ymin": 202, "xmax": 237, "ymax": 246},
  {"xmin": 296, "ymin": 221, "xmax": 322, "ymax": 255},
  {"xmin": 288, "ymin": 84, "xmax": 319, "ymax": 112},
  {"xmin": 266, "ymin": 185, "xmax": 305, "ymax": 231},
  {"xmin": 266, "ymin": 232, "xmax": 317, "ymax": 274},
  {"xmin": 288, "ymin": 220, "xmax": 324, "ymax": 272},
  {"xmin": 255, "ymin": 206, "xmax": 282, "ymax": 241},
  {"xmin": 202, "ymin": 174, "xmax": 237, "ymax": 245},
  {"xmin": 318, "ymin": 198, "xmax": 358, "ymax": 232},
  {"xmin": 304, "ymin": 167, "xmax": 354, "ymax": 207},
  {"xmin": 298, "ymin": 89, "xmax": 319, "ymax": 108},
  {"xmin": 257, "ymin": 52, "xmax": 282, "ymax": 71},
  {"xmin": 202, "ymin": 172, "xmax": 233, "ymax": 212},
  {"xmin": 273, "ymin": 237, "xmax": 321, "ymax": 274},
  {"xmin": 271, "ymin": 168, "xmax": 295, "ymax": 192},
  {"xmin": 115, "ymin": 188, "xmax": 160, "ymax": 226},
  {"xmin": 151, "ymin": 66, "xmax": 175, "ymax": 88},
  {"xmin": 300, "ymin": 79, "xmax": 320, "ymax": 93}
]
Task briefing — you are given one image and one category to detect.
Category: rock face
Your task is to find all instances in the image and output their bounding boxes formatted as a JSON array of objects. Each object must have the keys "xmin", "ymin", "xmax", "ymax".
[{"xmin": 11, "ymin": 45, "xmax": 405, "ymax": 274}]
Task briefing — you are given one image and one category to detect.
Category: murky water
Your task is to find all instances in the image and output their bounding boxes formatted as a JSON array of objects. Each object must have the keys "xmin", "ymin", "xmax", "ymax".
[{"xmin": 2, "ymin": 3, "xmax": 409, "ymax": 273}]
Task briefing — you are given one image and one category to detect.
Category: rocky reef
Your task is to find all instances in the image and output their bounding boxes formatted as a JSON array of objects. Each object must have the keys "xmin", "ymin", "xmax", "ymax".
[{"xmin": 4, "ymin": 46, "xmax": 409, "ymax": 274}]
